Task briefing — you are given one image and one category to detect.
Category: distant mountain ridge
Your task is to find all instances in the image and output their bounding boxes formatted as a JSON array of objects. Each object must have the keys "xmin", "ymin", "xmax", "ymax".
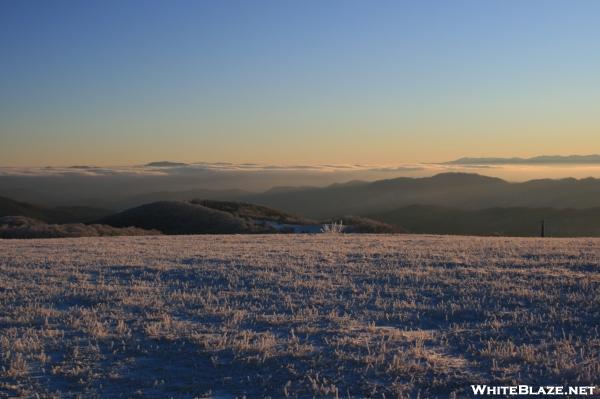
[
  {"xmin": 241, "ymin": 172, "xmax": 600, "ymax": 218},
  {"xmin": 446, "ymin": 154, "xmax": 600, "ymax": 164}
]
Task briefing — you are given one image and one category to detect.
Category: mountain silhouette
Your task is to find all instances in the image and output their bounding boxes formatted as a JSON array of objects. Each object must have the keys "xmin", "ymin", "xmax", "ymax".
[
  {"xmin": 239, "ymin": 173, "xmax": 600, "ymax": 218},
  {"xmin": 447, "ymin": 154, "xmax": 600, "ymax": 164}
]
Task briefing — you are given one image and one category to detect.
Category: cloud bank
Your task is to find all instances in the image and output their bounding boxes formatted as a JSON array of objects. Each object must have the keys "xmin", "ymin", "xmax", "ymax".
[
  {"xmin": 0, "ymin": 162, "xmax": 431, "ymax": 178},
  {"xmin": 4, "ymin": 161, "xmax": 600, "ymax": 208}
]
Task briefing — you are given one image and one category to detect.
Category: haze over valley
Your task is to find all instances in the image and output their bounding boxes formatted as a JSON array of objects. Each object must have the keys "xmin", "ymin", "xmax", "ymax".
[{"xmin": 5, "ymin": 161, "xmax": 600, "ymax": 237}]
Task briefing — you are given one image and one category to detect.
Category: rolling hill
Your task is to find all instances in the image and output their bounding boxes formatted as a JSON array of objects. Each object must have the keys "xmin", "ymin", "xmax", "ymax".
[
  {"xmin": 98, "ymin": 199, "xmax": 401, "ymax": 235},
  {"xmin": 191, "ymin": 199, "xmax": 313, "ymax": 225},
  {"xmin": 98, "ymin": 200, "xmax": 325, "ymax": 234},
  {"xmin": 97, "ymin": 201, "xmax": 253, "ymax": 235},
  {"xmin": 115, "ymin": 188, "xmax": 248, "ymax": 209}
]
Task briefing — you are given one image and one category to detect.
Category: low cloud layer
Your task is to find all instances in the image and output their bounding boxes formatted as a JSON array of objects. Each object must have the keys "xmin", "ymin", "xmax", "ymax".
[
  {"xmin": 4, "ymin": 160, "xmax": 600, "ymax": 181},
  {"xmin": 0, "ymin": 162, "xmax": 432, "ymax": 178},
  {"xmin": 4, "ymin": 161, "xmax": 600, "ymax": 208}
]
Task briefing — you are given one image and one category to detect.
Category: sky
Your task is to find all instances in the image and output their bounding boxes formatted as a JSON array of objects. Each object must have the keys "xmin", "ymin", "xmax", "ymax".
[{"xmin": 1, "ymin": 0, "xmax": 600, "ymax": 167}]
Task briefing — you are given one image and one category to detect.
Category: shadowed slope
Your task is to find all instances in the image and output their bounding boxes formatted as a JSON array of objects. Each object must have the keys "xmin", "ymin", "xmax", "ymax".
[{"xmin": 370, "ymin": 205, "xmax": 600, "ymax": 237}]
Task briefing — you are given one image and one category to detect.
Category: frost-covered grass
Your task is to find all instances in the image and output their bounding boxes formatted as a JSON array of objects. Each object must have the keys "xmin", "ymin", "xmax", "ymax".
[{"xmin": 1, "ymin": 235, "xmax": 599, "ymax": 398}]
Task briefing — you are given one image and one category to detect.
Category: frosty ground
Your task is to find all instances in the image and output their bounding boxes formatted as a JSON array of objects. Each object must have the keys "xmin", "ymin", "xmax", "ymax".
[{"xmin": 1, "ymin": 235, "xmax": 599, "ymax": 398}]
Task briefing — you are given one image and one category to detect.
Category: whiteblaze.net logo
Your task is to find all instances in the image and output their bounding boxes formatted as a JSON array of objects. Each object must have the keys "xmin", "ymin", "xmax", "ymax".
[{"xmin": 471, "ymin": 385, "xmax": 596, "ymax": 396}]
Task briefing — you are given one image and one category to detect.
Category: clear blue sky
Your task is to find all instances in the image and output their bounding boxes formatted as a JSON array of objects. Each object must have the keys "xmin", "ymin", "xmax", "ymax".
[{"xmin": 1, "ymin": 0, "xmax": 599, "ymax": 166}]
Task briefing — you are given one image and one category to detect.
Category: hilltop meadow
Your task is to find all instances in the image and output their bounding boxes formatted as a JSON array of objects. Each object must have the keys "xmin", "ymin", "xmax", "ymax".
[{"xmin": 1, "ymin": 234, "xmax": 598, "ymax": 398}]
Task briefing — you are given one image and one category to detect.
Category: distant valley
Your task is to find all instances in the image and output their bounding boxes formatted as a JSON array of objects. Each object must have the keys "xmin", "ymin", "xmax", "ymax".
[{"xmin": 3, "ymin": 171, "xmax": 600, "ymax": 237}]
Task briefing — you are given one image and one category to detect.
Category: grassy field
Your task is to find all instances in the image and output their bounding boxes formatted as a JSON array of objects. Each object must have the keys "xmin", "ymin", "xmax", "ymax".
[{"xmin": 1, "ymin": 235, "xmax": 599, "ymax": 398}]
